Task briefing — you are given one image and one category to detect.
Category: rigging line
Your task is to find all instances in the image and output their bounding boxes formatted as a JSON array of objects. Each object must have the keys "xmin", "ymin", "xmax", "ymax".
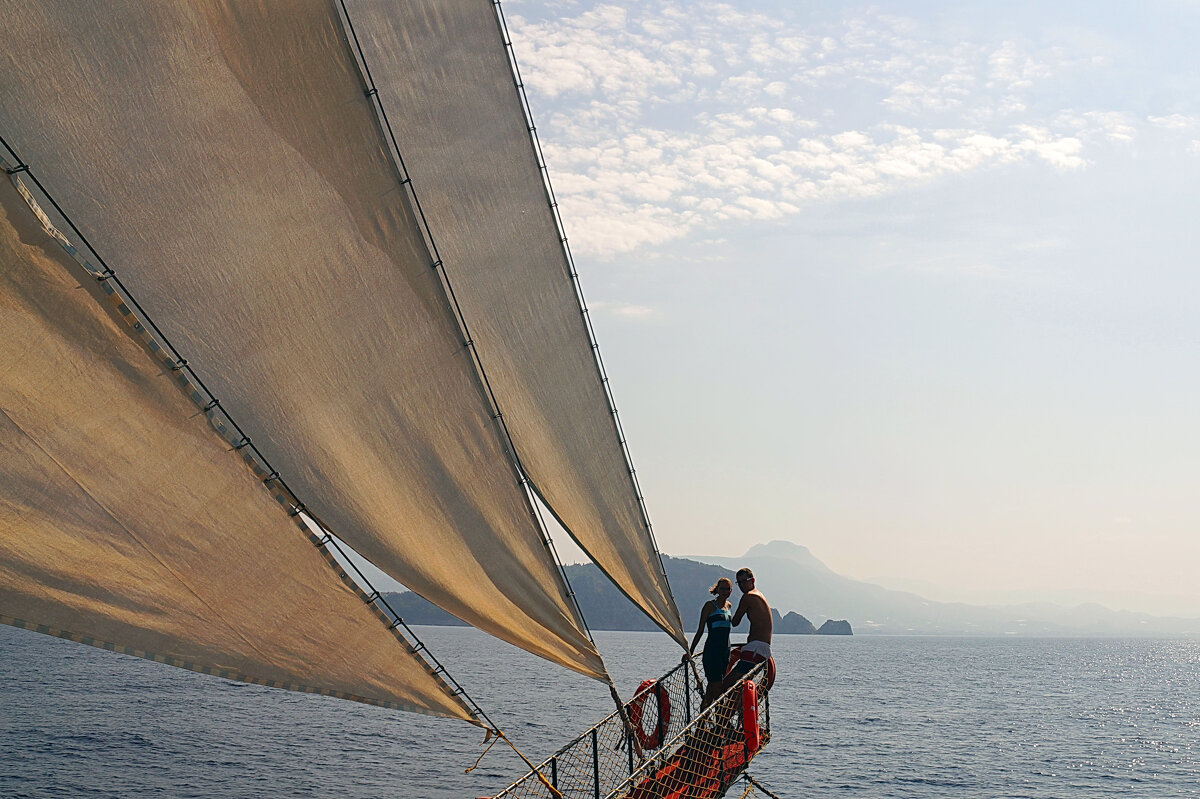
[
  {"xmin": 0, "ymin": 136, "xmax": 179, "ymax": 365},
  {"xmin": 609, "ymin": 681, "xmax": 646, "ymax": 764},
  {"xmin": 491, "ymin": 659, "xmax": 696, "ymax": 799},
  {"xmin": 297, "ymin": 508, "xmax": 489, "ymax": 725},
  {"xmin": 1, "ymin": 146, "xmax": 489, "ymax": 729},
  {"xmin": 743, "ymin": 774, "xmax": 785, "ymax": 799},
  {"xmin": 489, "ymin": 0, "xmax": 684, "ymax": 639},
  {"xmin": 332, "ymin": 0, "xmax": 601, "ymax": 662},
  {"xmin": 495, "ymin": 658, "xmax": 770, "ymax": 799},
  {"xmin": 525, "ymin": 480, "xmax": 596, "ymax": 646},
  {"xmin": 0, "ymin": 406, "xmax": 279, "ymax": 669},
  {"xmin": 525, "ymin": 476, "xmax": 680, "ymax": 661},
  {"xmin": 685, "ymin": 654, "xmax": 707, "ymax": 699},
  {"xmin": 497, "ymin": 732, "xmax": 565, "ymax": 799}
]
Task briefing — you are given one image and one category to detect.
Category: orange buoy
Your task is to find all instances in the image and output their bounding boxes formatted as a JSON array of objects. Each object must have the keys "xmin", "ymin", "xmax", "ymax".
[
  {"xmin": 726, "ymin": 645, "xmax": 776, "ymax": 691},
  {"xmin": 741, "ymin": 679, "xmax": 760, "ymax": 753},
  {"xmin": 628, "ymin": 679, "xmax": 672, "ymax": 749}
]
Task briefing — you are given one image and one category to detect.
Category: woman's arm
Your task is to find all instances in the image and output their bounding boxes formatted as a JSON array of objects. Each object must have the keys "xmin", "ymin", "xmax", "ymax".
[{"xmin": 688, "ymin": 600, "xmax": 714, "ymax": 654}]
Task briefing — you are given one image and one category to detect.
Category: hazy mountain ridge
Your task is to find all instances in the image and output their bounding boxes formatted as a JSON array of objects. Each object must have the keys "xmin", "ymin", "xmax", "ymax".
[
  {"xmin": 385, "ymin": 540, "xmax": 1200, "ymax": 637},
  {"xmin": 686, "ymin": 541, "xmax": 1200, "ymax": 637},
  {"xmin": 384, "ymin": 553, "xmax": 848, "ymax": 634}
]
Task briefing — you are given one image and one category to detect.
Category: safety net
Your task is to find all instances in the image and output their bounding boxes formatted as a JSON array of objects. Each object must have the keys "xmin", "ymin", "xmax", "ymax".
[{"xmin": 493, "ymin": 659, "xmax": 772, "ymax": 799}]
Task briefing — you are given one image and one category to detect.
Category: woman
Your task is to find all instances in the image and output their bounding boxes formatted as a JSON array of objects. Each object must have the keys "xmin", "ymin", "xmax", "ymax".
[{"xmin": 687, "ymin": 577, "xmax": 733, "ymax": 708}]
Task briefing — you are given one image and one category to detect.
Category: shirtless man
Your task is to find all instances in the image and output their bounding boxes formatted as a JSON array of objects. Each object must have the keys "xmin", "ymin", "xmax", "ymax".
[{"xmin": 713, "ymin": 567, "xmax": 772, "ymax": 697}]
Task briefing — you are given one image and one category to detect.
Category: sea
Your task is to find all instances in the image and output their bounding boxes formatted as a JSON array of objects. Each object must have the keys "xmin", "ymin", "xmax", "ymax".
[{"xmin": 1, "ymin": 625, "xmax": 1198, "ymax": 798}]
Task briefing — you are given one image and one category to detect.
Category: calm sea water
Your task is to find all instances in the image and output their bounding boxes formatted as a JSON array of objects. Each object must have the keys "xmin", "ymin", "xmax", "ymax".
[{"xmin": 1, "ymin": 625, "xmax": 1198, "ymax": 798}]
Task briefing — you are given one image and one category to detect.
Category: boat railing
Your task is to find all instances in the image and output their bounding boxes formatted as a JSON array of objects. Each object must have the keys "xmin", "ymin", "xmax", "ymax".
[{"xmin": 492, "ymin": 659, "xmax": 770, "ymax": 799}]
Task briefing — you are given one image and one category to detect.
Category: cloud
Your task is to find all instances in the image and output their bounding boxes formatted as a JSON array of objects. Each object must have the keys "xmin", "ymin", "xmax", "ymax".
[
  {"xmin": 1149, "ymin": 113, "xmax": 1199, "ymax": 130},
  {"xmin": 986, "ymin": 41, "xmax": 1055, "ymax": 91},
  {"xmin": 506, "ymin": 1, "xmax": 1177, "ymax": 258},
  {"xmin": 588, "ymin": 300, "xmax": 658, "ymax": 319},
  {"xmin": 1055, "ymin": 111, "xmax": 1139, "ymax": 144}
]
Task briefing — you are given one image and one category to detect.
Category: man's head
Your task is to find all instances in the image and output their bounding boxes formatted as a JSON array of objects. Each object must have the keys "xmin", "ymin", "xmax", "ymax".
[{"xmin": 735, "ymin": 568, "xmax": 755, "ymax": 592}]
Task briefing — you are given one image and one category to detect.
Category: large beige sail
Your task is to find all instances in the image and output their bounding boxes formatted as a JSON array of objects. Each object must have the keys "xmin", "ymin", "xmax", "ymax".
[
  {"xmin": 341, "ymin": 0, "xmax": 686, "ymax": 643},
  {"xmin": 0, "ymin": 1, "xmax": 604, "ymax": 679},
  {"xmin": 0, "ymin": 177, "xmax": 475, "ymax": 722}
]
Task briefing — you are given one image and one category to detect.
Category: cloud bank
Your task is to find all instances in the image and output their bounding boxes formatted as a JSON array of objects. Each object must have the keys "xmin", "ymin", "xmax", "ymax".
[{"xmin": 506, "ymin": 1, "xmax": 1171, "ymax": 258}]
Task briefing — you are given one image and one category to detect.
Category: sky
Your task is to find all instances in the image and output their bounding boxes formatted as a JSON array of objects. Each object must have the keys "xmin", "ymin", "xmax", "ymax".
[{"xmin": 498, "ymin": 0, "xmax": 1200, "ymax": 617}]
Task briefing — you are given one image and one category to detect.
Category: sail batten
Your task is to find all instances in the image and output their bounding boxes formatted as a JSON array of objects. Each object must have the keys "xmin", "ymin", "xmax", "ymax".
[
  {"xmin": 340, "ymin": 0, "xmax": 686, "ymax": 643},
  {"xmin": 0, "ymin": 0, "xmax": 606, "ymax": 681}
]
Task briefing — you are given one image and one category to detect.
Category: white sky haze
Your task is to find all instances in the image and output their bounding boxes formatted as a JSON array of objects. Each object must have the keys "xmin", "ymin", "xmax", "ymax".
[{"xmin": 504, "ymin": 0, "xmax": 1200, "ymax": 617}]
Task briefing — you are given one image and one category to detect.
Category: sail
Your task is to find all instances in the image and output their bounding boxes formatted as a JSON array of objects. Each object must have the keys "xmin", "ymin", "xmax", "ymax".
[
  {"xmin": 341, "ymin": 0, "xmax": 687, "ymax": 644},
  {"xmin": 0, "ymin": 177, "xmax": 475, "ymax": 722},
  {"xmin": 0, "ymin": 1, "xmax": 604, "ymax": 680}
]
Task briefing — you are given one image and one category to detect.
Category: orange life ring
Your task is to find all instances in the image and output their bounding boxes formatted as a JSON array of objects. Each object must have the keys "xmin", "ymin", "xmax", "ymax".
[
  {"xmin": 628, "ymin": 678, "xmax": 671, "ymax": 749},
  {"xmin": 742, "ymin": 679, "xmax": 760, "ymax": 753},
  {"xmin": 726, "ymin": 646, "xmax": 776, "ymax": 691}
]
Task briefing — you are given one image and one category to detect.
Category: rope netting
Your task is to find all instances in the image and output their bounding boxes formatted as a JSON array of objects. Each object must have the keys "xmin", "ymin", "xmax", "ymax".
[{"xmin": 493, "ymin": 659, "xmax": 771, "ymax": 799}]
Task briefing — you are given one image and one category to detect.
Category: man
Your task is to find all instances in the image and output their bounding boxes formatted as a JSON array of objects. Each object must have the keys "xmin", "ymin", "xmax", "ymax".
[{"xmin": 713, "ymin": 567, "xmax": 772, "ymax": 697}]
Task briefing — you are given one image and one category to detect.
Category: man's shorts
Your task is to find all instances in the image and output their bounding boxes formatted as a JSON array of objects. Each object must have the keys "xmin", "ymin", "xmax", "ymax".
[{"xmin": 732, "ymin": 640, "xmax": 772, "ymax": 676}]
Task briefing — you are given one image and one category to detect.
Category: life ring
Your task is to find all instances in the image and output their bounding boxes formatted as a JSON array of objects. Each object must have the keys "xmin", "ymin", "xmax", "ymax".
[
  {"xmin": 742, "ymin": 679, "xmax": 761, "ymax": 753},
  {"xmin": 628, "ymin": 678, "xmax": 671, "ymax": 749},
  {"xmin": 726, "ymin": 646, "xmax": 776, "ymax": 691}
]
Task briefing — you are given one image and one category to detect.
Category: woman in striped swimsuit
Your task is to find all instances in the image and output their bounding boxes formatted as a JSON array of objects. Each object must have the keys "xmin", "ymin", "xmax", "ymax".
[{"xmin": 687, "ymin": 577, "xmax": 733, "ymax": 708}]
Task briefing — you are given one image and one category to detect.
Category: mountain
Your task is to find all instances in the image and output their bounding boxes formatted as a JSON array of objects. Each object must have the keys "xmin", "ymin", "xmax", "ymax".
[
  {"xmin": 387, "ymin": 540, "xmax": 1200, "ymax": 637},
  {"xmin": 685, "ymin": 540, "xmax": 1200, "ymax": 637},
  {"xmin": 385, "ymin": 554, "xmax": 842, "ymax": 634}
]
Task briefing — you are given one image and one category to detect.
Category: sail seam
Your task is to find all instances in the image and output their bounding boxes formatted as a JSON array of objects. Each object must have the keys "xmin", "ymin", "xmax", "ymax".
[
  {"xmin": 331, "ymin": 0, "xmax": 603, "ymax": 668},
  {"xmin": 0, "ymin": 141, "xmax": 482, "ymax": 726},
  {"xmin": 0, "ymin": 405, "xmax": 277, "ymax": 668},
  {"xmin": 489, "ymin": 0, "xmax": 686, "ymax": 642}
]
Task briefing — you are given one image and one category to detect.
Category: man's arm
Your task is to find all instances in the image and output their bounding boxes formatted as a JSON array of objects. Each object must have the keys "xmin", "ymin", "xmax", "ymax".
[{"xmin": 731, "ymin": 595, "xmax": 750, "ymax": 627}]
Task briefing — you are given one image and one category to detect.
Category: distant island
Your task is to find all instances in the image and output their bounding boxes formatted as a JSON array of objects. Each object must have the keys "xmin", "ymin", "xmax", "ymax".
[{"xmin": 384, "ymin": 554, "xmax": 852, "ymax": 635}]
